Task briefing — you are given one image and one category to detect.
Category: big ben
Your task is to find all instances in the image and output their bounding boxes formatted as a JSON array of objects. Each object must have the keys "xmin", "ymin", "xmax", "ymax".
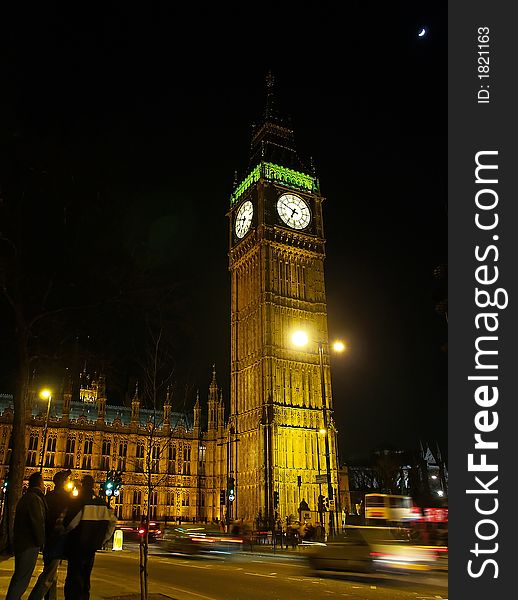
[{"xmin": 227, "ymin": 74, "xmax": 339, "ymax": 530}]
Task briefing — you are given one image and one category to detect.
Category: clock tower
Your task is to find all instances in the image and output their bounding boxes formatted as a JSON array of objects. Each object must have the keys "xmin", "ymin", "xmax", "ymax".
[{"xmin": 227, "ymin": 74, "xmax": 339, "ymax": 528}]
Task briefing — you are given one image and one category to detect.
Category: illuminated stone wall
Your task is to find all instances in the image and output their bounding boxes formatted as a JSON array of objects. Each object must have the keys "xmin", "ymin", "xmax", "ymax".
[{"xmin": 0, "ymin": 373, "xmax": 230, "ymax": 525}]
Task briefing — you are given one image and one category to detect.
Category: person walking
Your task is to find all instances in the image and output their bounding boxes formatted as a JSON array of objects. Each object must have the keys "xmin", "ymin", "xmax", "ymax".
[
  {"xmin": 5, "ymin": 472, "xmax": 47, "ymax": 600},
  {"xmin": 28, "ymin": 469, "xmax": 72, "ymax": 600},
  {"xmin": 63, "ymin": 475, "xmax": 116, "ymax": 600}
]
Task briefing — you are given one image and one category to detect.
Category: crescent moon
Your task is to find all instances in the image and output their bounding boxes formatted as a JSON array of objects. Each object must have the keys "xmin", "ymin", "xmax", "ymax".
[{"xmin": 418, "ymin": 27, "xmax": 426, "ymax": 37}]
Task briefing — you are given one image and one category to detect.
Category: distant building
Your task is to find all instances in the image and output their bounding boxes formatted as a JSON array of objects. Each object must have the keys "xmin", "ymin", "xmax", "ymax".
[
  {"xmin": 0, "ymin": 367, "xmax": 232, "ymax": 524},
  {"xmin": 344, "ymin": 443, "xmax": 448, "ymax": 514},
  {"xmin": 337, "ymin": 465, "xmax": 352, "ymax": 523},
  {"xmin": 420, "ymin": 441, "xmax": 448, "ymax": 502}
]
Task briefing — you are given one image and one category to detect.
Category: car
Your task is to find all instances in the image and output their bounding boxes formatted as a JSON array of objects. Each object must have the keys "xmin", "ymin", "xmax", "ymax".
[
  {"xmin": 307, "ymin": 526, "xmax": 437, "ymax": 574},
  {"xmin": 157, "ymin": 524, "xmax": 244, "ymax": 556},
  {"xmin": 116, "ymin": 521, "xmax": 163, "ymax": 543}
]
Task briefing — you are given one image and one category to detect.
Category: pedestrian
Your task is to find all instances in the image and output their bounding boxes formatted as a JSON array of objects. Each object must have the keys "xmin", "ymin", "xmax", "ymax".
[
  {"xmin": 305, "ymin": 524, "xmax": 315, "ymax": 541},
  {"xmin": 28, "ymin": 469, "xmax": 72, "ymax": 600},
  {"xmin": 63, "ymin": 475, "xmax": 116, "ymax": 600},
  {"xmin": 5, "ymin": 472, "xmax": 47, "ymax": 600},
  {"xmin": 291, "ymin": 528, "xmax": 299, "ymax": 549}
]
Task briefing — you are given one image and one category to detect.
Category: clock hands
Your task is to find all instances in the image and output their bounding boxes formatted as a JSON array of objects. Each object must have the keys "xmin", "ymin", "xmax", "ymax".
[{"xmin": 281, "ymin": 200, "xmax": 298, "ymax": 220}]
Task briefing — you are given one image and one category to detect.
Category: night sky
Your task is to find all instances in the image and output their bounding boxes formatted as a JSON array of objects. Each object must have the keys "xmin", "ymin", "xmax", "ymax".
[{"xmin": 0, "ymin": 3, "xmax": 447, "ymax": 461}]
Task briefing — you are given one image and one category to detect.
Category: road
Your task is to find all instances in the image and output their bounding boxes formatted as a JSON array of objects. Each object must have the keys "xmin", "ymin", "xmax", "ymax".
[
  {"xmin": 0, "ymin": 546, "xmax": 448, "ymax": 600},
  {"xmin": 89, "ymin": 546, "xmax": 447, "ymax": 600}
]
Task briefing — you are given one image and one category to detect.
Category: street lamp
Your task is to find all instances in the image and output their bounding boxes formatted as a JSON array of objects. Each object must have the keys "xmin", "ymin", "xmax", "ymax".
[
  {"xmin": 39, "ymin": 388, "xmax": 52, "ymax": 472},
  {"xmin": 316, "ymin": 428, "xmax": 326, "ymax": 537},
  {"xmin": 292, "ymin": 331, "xmax": 346, "ymax": 537},
  {"xmin": 217, "ymin": 426, "xmax": 240, "ymax": 528}
]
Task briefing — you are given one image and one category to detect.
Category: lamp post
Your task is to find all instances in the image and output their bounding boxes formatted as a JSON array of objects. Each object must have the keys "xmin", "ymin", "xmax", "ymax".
[
  {"xmin": 317, "ymin": 341, "xmax": 336, "ymax": 536},
  {"xmin": 218, "ymin": 426, "xmax": 239, "ymax": 528},
  {"xmin": 316, "ymin": 428, "xmax": 325, "ymax": 536},
  {"xmin": 39, "ymin": 389, "xmax": 52, "ymax": 472},
  {"xmin": 292, "ymin": 332, "xmax": 345, "ymax": 538}
]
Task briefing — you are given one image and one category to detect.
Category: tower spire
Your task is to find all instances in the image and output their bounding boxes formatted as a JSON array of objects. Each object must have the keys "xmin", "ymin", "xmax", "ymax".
[
  {"xmin": 194, "ymin": 389, "xmax": 201, "ymax": 429},
  {"xmin": 131, "ymin": 380, "xmax": 140, "ymax": 425},
  {"xmin": 264, "ymin": 70, "xmax": 277, "ymax": 121},
  {"xmin": 210, "ymin": 364, "xmax": 218, "ymax": 392},
  {"xmin": 208, "ymin": 364, "xmax": 218, "ymax": 430},
  {"xmin": 248, "ymin": 72, "xmax": 307, "ymax": 173}
]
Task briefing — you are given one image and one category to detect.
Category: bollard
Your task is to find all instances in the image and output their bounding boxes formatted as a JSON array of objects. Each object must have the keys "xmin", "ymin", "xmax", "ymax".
[{"xmin": 113, "ymin": 529, "xmax": 123, "ymax": 551}]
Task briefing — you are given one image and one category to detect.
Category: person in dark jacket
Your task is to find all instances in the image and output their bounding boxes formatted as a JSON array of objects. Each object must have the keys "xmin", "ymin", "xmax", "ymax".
[
  {"xmin": 28, "ymin": 469, "xmax": 72, "ymax": 600},
  {"xmin": 5, "ymin": 472, "xmax": 47, "ymax": 600},
  {"xmin": 63, "ymin": 475, "xmax": 116, "ymax": 600}
]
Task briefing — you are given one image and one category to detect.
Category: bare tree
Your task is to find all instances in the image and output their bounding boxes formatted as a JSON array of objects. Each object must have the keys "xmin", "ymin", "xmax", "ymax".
[
  {"xmin": 0, "ymin": 166, "xmax": 83, "ymax": 551},
  {"xmin": 134, "ymin": 318, "xmax": 189, "ymax": 600}
]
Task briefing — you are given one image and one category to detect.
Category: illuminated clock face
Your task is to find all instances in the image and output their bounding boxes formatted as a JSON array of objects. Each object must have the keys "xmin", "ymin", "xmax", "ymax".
[
  {"xmin": 277, "ymin": 194, "xmax": 311, "ymax": 230},
  {"xmin": 234, "ymin": 200, "xmax": 254, "ymax": 238}
]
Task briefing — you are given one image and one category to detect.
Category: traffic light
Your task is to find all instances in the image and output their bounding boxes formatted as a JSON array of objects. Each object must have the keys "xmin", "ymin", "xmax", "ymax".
[
  {"xmin": 227, "ymin": 477, "xmax": 235, "ymax": 502},
  {"xmin": 113, "ymin": 470, "xmax": 123, "ymax": 497},
  {"xmin": 220, "ymin": 490, "xmax": 225, "ymax": 505},
  {"xmin": 105, "ymin": 470, "xmax": 114, "ymax": 497},
  {"xmin": 273, "ymin": 490, "xmax": 279, "ymax": 509},
  {"xmin": 102, "ymin": 469, "xmax": 123, "ymax": 499},
  {"xmin": 318, "ymin": 495, "xmax": 326, "ymax": 513},
  {"xmin": 325, "ymin": 497, "xmax": 330, "ymax": 511}
]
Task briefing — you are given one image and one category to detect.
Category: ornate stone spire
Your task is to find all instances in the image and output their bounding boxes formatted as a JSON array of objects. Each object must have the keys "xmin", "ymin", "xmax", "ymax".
[
  {"xmin": 97, "ymin": 373, "xmax": 106, "ymax": 422},
  {"xmin": 131, "ymin": 381, "xmax": 140, "ymax": 424},
  {"xmin": 194, "ymin": 389, "xmax": 201, "ymax": 429},
  {"xmin": 208, "ymin": 365, "xmax": 218, "ymax": 430},
  {"xmin": 263, "ymin": 70, "xmax": 277, "ymax": 121}
]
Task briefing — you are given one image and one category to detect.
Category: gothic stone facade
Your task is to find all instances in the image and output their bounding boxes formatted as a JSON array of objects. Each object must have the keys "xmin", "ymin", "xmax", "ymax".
[{"xmin": 0, "ymin": 371, "xmax": 229, "ymax": 524}]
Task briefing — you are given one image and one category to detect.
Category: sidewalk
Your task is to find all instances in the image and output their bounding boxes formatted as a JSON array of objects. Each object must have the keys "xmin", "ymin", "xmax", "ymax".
[
  {"xmin": 0, "ymin": 555, "xmax": 147, "ymax": 600},
  {"xmin": 0, "ymin": 554, "xmax": 44, "ymax": 598},
  {"xmin": 241, "ymin": 541, "xmax": 317, "ymax": 559}
]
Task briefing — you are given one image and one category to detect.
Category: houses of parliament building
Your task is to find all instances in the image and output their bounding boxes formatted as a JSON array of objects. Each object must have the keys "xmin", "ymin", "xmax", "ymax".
[{"xmin": 0, "ymin": 368, "xmax": 230, "ymax": 525}]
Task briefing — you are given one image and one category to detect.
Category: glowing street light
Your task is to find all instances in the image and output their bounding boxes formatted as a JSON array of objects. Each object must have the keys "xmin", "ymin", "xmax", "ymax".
[
  {"xmin": 332, "ymin": 341, "xmax": 346, "ymax": 353},
  {"xmin": 39, "ymin": 388, "xmax": 53, "ymax": 472},
  {"xmin": 292, "ymin": 330, "xmax": 309, "ymax": 347}
]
